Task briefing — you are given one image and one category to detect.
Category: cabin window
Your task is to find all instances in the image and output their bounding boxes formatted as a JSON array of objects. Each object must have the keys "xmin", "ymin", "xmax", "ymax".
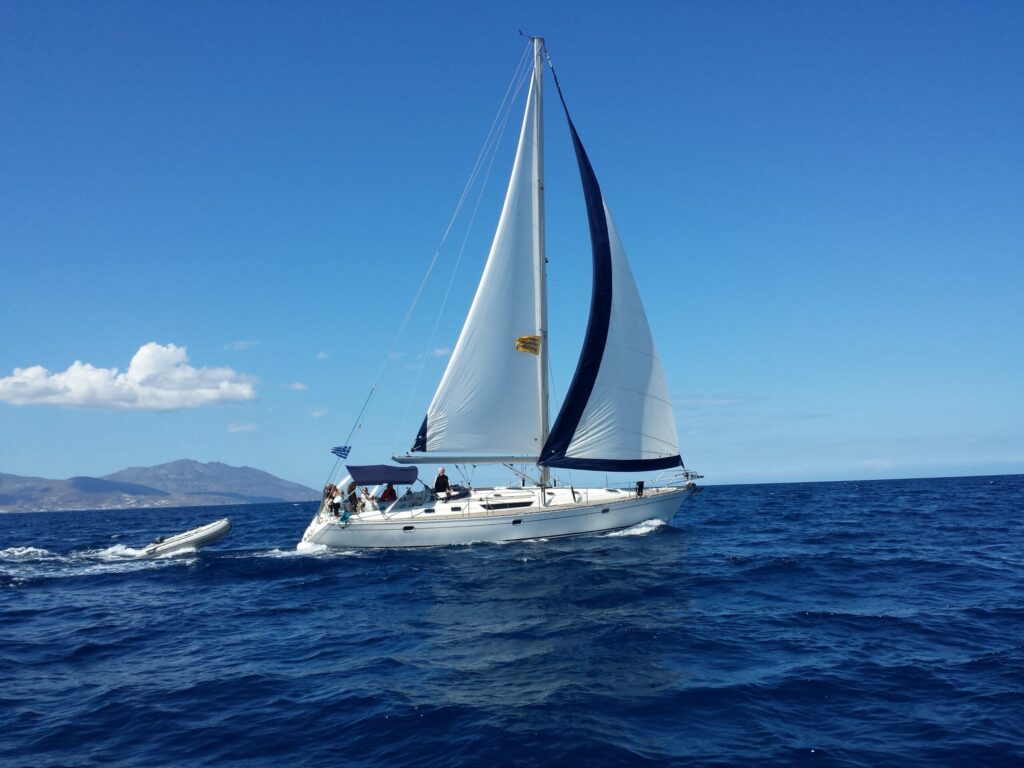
[
  {"xmin": 483, "ymin": 501, "xmax": 534, "ymax": 511},
  {"xmin": 512, "ymin": 519, "xmax": 523, "ymax": 525},
  {"xmin": 601, "ymin": 508, "xmax": 609, "ymax": 514},
  {"xmin": 451, "ymin": 506, "xmax": 461, "ymax": 512},
  {"xmin": 403, "ymin": 526, "xmax": 415, "ymax": 532}
]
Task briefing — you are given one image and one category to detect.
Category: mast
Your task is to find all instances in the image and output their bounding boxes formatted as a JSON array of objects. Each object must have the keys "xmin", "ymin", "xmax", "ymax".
[{"xmin": 531, "ymin": 36, "xmax": 550, "ymax": 489}]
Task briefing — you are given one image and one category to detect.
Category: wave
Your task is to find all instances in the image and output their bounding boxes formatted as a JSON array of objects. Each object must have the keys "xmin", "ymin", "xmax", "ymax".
[{"xmin": 0, "ymin": 546, "xmax": 57, "ymax": 560}]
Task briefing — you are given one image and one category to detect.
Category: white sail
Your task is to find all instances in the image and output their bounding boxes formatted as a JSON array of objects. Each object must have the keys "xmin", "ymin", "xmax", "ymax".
[{"xmin": 411, "ymin": 61, "xmax": 545, "ymax": 458}]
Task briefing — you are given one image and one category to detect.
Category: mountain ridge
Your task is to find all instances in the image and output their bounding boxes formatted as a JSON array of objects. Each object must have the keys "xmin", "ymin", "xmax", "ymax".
[{"xmin": 0, "ymin": 460, "xmax": 318, "ymax": 513}]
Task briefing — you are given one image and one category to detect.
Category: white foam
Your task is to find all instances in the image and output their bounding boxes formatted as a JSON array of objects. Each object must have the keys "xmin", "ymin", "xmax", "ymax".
[
  {"xmin": 277, "ymin": 541, "xmax": 363, "ymax": 557},
  {"xmin": 261, "ymin": 542, "xmax": 343, "ymax": 557},
  {"xmin": 605, "ymin": 518, "xmax": 666, "ymax": 537},
  {"xmin": 154, "ymin": 546, "xmax": 198, "ymax": 559},
  {"xmin": 0, "ymin": 546, "xmax": 57, "ymax": 560},
  {"xmin": 90, "ymin": 544, "xmax": 147, "ymax": 560}
]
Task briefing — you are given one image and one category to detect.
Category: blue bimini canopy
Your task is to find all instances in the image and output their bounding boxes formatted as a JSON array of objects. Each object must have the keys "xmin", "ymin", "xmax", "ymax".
[{"xmin": 346, "ymin": 464, "xmax": 419, "ymax": 486}]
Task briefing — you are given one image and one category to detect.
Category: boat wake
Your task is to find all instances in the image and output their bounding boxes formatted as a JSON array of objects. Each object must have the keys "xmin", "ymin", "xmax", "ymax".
[
  {"xmin": 247, "ymin": 543, "xmax": 362, "ymax": 558},
  {"xmin": 92, "ymin": 544, "xmax": 148, "ymax": 559},
  {"xmin": 0, "ymin": 546, "xmax": 57, "ymax": 560},
  {"xmin": 605, "ymin": 518, "xmax": 666, "ymax": 537},
  {"xmin": 263, "ymin": 543, "xmax": 328, "ymax": 557},
  {"xmin": 0, "ymin": 542, "xmax": 201, "ymax": 587}
]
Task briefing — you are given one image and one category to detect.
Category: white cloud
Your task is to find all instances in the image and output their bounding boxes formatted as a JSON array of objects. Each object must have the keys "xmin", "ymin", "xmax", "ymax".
[
  {"xmin": 226, "ymin": 340, "xmax": 259, "ymax": 351},
  {"xmin": 432, "ymin": 347, "xmax": 451, "ymax": 357},
  {"xmin": 0, "ymin": 342, "xmax": 257, "ymax": 411},
  {"xmin": 309, "ymin": 408, "xmax": 328, "ymax": 418},
  {"xmin": 228, "ymin": 423, "xmax": 258, "ymax": 433},
  {"xmin": 316, "ymin": 351, "xmax": 330, "ymax": 360},
  {"xmin": 284, "ymin": 382, "xmax": 308, "ymax": 391}
]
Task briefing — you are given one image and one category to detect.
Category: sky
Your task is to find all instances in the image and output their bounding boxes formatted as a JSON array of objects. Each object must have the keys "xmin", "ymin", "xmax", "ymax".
[{"xmin": 2, "ymin": 1, "xmax": 1022, "ymax": 488}]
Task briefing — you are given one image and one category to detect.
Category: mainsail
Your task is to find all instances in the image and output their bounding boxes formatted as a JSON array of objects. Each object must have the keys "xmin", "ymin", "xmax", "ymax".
[{"xmin": 411, "ymin": 53, "xmax": 546, "ymax": 459}]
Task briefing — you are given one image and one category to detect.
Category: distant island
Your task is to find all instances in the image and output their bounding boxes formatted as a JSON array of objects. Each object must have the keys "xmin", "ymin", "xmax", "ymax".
[{"xmin": 0, "ymin": 459, "xmax": 318, "ymax": 513}]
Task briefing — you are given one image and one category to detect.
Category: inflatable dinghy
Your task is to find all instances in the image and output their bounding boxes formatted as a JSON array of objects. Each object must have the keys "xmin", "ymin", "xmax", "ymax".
[{"xmin": 142, "ymin": 518, "xmax": 231, "ymax": 557}]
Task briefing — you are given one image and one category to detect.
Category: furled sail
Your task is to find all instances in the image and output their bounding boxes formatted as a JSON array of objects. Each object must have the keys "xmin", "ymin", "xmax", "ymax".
[
  {"xmin": 539, "ymin": 81, "xmax": 682, "ymax": 471},
  {"xmin": 410, "ymin": 61, "xmax": 545, "ymax": 458}
]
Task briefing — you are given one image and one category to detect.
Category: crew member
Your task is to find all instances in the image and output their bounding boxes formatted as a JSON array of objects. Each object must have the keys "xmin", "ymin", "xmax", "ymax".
[{"xmin": 434, "ymin": 467, "xmax": 451, "ymax": 498}]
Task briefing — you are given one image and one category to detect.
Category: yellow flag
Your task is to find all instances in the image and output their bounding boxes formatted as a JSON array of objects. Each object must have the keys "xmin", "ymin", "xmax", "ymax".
[{"xmin": 515, "ymin": 335, "xmax": 541, "ymax": 355}]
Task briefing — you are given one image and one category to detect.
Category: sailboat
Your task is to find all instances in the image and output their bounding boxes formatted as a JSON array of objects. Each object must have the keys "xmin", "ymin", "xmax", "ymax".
[{"xmin": 301, "ymin": 38, "xmax": 699, "ymax": 549}]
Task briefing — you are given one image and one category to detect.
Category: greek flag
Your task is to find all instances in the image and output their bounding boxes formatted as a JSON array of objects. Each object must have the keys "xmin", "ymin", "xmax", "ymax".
[{"xmin": 331, "ymin": 445, "xmax": 351, "ymax": 459}]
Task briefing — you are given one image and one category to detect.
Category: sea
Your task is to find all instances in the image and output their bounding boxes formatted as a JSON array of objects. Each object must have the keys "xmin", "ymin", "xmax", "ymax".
[{"xmin": 2, "ymin": 474, "xmax": 1022, "ymax": 767}]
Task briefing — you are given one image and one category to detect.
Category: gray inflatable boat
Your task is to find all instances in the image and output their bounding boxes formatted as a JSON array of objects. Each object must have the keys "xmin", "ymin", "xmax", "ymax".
[{"xmin": 141, "ymin": 518, "xmax": 231, "ymax": 557}]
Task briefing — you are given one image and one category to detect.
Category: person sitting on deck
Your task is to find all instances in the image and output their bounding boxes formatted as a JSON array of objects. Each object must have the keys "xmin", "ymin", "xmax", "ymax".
[
  {"xmin": 434, "ymin": 467, "xmax": 451, "ymax": 499},
  {"xmin": 379, "ymin": 483, "xmax": 397, "ymax": 503}
]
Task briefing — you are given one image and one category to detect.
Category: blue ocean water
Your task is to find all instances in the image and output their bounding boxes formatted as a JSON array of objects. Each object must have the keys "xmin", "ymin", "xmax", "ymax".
[{"xmin": 2, "ymin": 475, "xmax": 1022, "ymax": 767}]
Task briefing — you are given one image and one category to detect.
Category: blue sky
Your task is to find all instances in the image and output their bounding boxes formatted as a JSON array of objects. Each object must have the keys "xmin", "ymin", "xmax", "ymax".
[{"xmin": 2, "ymin": 1, "xmax": 1022, "ymax": 488}]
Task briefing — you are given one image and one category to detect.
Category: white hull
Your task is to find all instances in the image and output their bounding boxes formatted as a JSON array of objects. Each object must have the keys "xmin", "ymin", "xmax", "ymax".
[
  {"xmin": 301, "ymin": 486, "xmax": 693, "ymax": 549},
  {"xmin": 142, "ymin": 517, "xmax": 232, "ymax": 557}
]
